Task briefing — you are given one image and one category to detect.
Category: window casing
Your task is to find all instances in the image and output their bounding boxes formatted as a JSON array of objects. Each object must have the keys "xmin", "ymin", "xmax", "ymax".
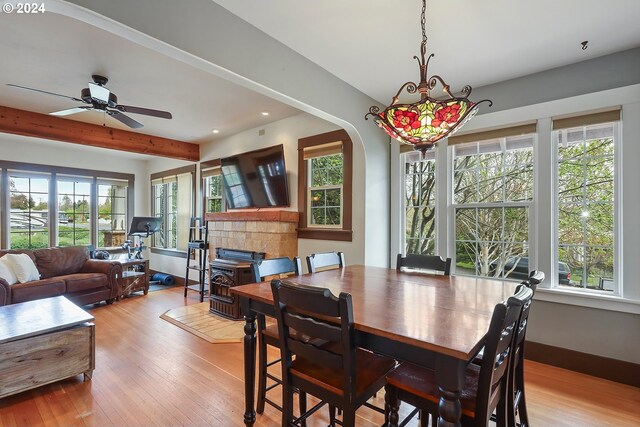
[
  {"xmin": 98, "ymin": 180, "xmax": 128, "ymax": 247},
  {"xmin": 298, "ymin": 130, "xmax": 353, "ymax": 241},
  {"xmin": 554, "ymin": 121, "xmax": 618, "ymax": 293},
  {"xmin": 204, "ymin": 174, "xmax": 224, "ymax": 213},
  {"xmin": 151, "ymin": 166, "xmax": 195, "ymax": 252},
  {"xmin": 403, "ymin": 150, "xmax": 436, "ymax": 255},
  {"xmin": 452, "ymin": 134, "xmax": 534, "ymax": 278},
  {"xmin": 0, "ymin": 162, "xmax": 133, "ymax": 250}
]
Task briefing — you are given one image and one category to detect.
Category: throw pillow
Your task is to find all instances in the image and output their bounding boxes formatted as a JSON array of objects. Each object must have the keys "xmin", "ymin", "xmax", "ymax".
[
  {"xmin": 0, "ymin": 256, "xmax": 18, "ymax": 285},
  {"xmin": 5, "ymin": 253, "xmax": 40, "ymax": 283}
]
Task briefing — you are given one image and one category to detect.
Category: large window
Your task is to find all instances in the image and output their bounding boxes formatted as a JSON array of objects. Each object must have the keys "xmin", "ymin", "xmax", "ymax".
[
  {"xmin": 0, "ymin": 162, "xmax": 132, "ymax": 250},
  {"xmin": 403, "ymin": 150, "xmax": 436, "ymax": 255},
  {"xmin": 9, "ymin": 173, "xmax": 50, "ymax": 249},
  {"xmin": 298, "ymin": 130, "xmax": 353, "ymax": 241},
  {"xmin": 98, "ymin": 181, "xmax": 128, "ymax": 247},
  {"xmin": 554, "ymin": 121, "xmax": 617, "ymax": 291},
  {"xmin": 453, "ymin": 134, "xmax": 534, "ymax": 277},
  {"xmin": 151, "ymin": 166, "xmax": 194, "ymax": 252},
  {"xmin": 57, "ymin": 179, "xmax": 91, "ymax": 246}
]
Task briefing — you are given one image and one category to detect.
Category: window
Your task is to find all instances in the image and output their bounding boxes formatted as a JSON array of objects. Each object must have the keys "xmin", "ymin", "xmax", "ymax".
[
  {"xmin": 151, "ymin": 166, "xmax": 195, "ymax": 252},
  {"xmin": 0, "ymin": 162, "xmax": 132, "ymax": 250},
  {"xmin": 98, "ymin": 180, "xmax": 128, "ymax": 247},
  {"xmin": 554, "ymin": 119, "xmax": 618, "ymax": 292},
  {"xmin": 452, "ymin": 133, "xmax": 534, "ymax": 278},
  {"xmin": 403, "ymin": 150, "xmax": 436, "ymax": 254},
  {"xmin": 57, "ymin": 178, "xmax": 91, "ymax": 246},
  {"xmin": 204, "ymin": 174, "xmax": 223, "ymax": 213},
  {"xmin": 298, "ymin": 129, "xmax": 353, "ymax": 241},
  {"xmin": 9, "ymin": 173, "xmax": 50, "ymax": 249}
]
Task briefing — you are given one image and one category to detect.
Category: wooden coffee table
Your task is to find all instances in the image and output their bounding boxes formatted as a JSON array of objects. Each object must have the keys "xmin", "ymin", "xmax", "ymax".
[{"xmin": 0, "ymin": 296, "xmax": 95, "ymax": 398}]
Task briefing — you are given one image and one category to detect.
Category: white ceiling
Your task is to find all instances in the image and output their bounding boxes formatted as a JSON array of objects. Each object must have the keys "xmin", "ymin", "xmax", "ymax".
[
  {"xmin": 0, "ymin": 11, "xmax": 301, "ymax": 145},
  {"xmin": 213, "ymin": 0, "xmax": 640, "ymax": 104},
  {"xmin": 0, "ymin": 1, "xmax": 638, "ymax": 159}
]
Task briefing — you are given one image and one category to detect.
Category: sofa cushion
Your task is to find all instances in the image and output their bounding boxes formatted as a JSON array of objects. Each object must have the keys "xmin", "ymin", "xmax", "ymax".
[
  {"xmin": 34, "ymin": 246, "xmax": 90, "ymax": 279},
  {"xmin": 4, "ymin": 253, "xmax": 40, "ymax": 283},
  {"xmin": 0, "ymin": 256, "xmax": 18, "ymax": 285},
  {"xmin": 10, "ymin": 278, "xmax": 66, "ymax": 304},
  {"xmin": 60, "ymin": 273, "xmax": 108, "ymax": 293}
]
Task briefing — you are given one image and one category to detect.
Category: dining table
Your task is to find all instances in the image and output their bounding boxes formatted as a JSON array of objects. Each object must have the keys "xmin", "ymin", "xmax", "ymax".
[{"xmin": 231, "ymin": 264, "xmax": 518, "ymax": 427}]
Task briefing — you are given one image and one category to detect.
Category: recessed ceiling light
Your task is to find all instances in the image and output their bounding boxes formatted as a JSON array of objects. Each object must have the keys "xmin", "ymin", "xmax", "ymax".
[
  {"xmin": 212, "ymin": 129, "xmax": 219, "ymax": 134},
  {"xmin": 261, "ymin": 112, "xmax": 270, "ymax": 116}
]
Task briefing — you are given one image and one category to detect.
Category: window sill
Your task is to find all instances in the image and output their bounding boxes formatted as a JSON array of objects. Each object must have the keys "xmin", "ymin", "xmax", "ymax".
[
  {"xmin": 535, "ymin": 287, "xmax": 640, "ymax": 314},
  {"xmin": 297, "ymin": 228, "xmax": 352, "ymax": 242},
  {"xmin": 150, "ymin": 247, "xmax": 188, "ymax": 258}
]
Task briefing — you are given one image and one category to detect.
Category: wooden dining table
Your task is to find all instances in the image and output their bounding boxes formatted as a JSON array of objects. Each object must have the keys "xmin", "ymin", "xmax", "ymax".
[{"xmin": 231, "ymin": 265, "xmax": 518, "ymax": 427}]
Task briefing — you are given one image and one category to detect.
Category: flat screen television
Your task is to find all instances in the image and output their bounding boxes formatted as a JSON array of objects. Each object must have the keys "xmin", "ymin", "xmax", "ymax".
[{"xmin": 221, "ymin": 144, "xmax": 289, "ymax": 209}]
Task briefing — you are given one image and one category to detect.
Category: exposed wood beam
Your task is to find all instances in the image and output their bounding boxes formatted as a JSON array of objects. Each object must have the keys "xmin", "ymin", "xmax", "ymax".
[{"xmin": 0, "ymin": 105, "xmax": 199, "ymax": 162}]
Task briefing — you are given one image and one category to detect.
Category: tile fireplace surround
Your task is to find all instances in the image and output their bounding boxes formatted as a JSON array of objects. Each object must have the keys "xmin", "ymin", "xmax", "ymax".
[{"xmin": 204, "ymin": 211, "xmax": 299, "ymax": 259}]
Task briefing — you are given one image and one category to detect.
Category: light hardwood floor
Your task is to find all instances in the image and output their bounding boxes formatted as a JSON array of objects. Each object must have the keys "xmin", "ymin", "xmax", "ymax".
[{"xmin": 0, "ymin": 287, "xmax": 638, "ymax": 427}]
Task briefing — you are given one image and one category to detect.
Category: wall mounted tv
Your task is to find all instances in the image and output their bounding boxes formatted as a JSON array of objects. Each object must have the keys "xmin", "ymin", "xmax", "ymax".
[{"xmin": 221, "ymin": 144, "xmax": 290, "ymax": 209}]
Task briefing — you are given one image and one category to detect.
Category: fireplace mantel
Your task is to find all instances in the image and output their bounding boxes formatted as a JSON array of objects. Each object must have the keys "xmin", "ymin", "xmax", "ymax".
[
  {"xmin": 206, "ymin": 210, "xmax": 299, "ymax": 259},
  {"xmin": 205, "ymin": 211, "xmax": 299, "ymax": 223}
]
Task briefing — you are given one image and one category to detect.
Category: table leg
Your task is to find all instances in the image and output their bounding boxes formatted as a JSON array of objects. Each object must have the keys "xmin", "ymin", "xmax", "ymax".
[
  {"xmin": 243, "ymin": 310, "xmax": 257, "ymax": 427},
  {"xmin": 435, "ymin": 355, "xmax": 466, "ymax": 427}
]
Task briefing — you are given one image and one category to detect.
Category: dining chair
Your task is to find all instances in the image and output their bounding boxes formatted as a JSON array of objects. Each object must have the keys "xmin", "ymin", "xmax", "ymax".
[
  {"xmin": 271, "ymin": 279, "xmax": 396, "ymax": 427},
  {"xmin": 507, "ymin": 270, "xmax": 544, "ymax": 427},
  {"xmin": 250, "ymin": 257, "xmax": 302, "ymax": 415},
  {"xmin": 306, "ymin": 251, "xmax": 345, "ymax": 273},
  {"xmin": 396, "ymin": 253, "xmax": 452, "ymax": 275},
  {"xmin": 384, "ymin": 286, "xmax": 533, "ymax": 427}
]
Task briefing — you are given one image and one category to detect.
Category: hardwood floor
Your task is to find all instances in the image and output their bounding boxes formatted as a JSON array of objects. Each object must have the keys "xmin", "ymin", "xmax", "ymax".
[{"xmin": 1, "ymin": 287, "xmax": 638, "ymax": 426}]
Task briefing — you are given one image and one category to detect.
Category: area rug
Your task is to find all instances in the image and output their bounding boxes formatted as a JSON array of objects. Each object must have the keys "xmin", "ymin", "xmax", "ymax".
[{"xmin": 160, "ymin": 302, "xmax": 244, "ymax": 343}]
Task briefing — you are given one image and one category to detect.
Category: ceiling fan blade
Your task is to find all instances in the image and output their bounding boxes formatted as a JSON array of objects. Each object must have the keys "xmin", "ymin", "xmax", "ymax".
[
  {"xmin": 88, "ymin": 82, "xmax": 110, "ymax": 103},
  {"xmin": 116, "ymin": 104, "xmax": 172, "ymax": 119},
  {"xmin": 50, "ymin": 106, "xmax": 93, "ymax": 116},
  {"xmin": 107, "ymin": 110, "xmax": 143, "ymax": 129},
  {"xmin": 6, "ymin": 84, "xmax": 83, "ymax": 102}
]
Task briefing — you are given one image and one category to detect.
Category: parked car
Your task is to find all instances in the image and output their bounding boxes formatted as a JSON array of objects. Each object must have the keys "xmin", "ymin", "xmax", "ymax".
[{"xmin": 492, "ymin": 257, "xmax": 571, "ymax": 285}]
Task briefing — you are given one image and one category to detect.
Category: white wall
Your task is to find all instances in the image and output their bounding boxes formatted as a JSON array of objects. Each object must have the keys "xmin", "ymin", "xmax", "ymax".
[{"xmin": 200, "ymin": 112, "xmax": 367, "ymax": 273}]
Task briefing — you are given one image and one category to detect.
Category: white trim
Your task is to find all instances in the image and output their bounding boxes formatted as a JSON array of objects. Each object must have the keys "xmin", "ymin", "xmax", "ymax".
[{"xmin": 535, "ymin": 287, "xmax": 640, "ymax": 315}]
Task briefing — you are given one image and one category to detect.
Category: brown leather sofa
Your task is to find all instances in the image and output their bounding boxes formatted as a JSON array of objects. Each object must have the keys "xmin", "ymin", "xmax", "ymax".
[{"xmin": 0, "ymin": 246, "xmax": 121, "ymax": 306}]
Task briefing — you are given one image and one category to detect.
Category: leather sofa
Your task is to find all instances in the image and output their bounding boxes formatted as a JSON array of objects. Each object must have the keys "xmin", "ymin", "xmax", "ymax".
[{"xmin": 0, "ymin": 246, "xmax": 121, "ymax": 306}]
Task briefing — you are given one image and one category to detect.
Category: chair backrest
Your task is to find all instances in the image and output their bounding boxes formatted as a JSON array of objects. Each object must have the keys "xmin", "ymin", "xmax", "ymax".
[
  {"xmin": 271, "ymin": 279, "xmax": 356, "ymax": 401},
  {"xmin": 396, "ymin": 253, "xmax": 452, "ymax": 275},
  {"xmin": 251, "ymin": 256, "xmax": 302, "ymax": 282},
  {"xmin": 528, "ymin": 270, "xmax": 545, "ymax": 289},
  {"xmin": 475, "ymin": 286, "xmax": 532, "ymax": 426},
  {"xmin": 306, "ymin": 251, "xmax": 346, "ymax": 273}
]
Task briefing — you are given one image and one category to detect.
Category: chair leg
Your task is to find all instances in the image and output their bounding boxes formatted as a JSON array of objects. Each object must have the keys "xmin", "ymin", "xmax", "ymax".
[
  {"xmin": 329, "ymin": 405, "xmax": 337, "ymax": 427},
  {"xmin": 298, "ymin": 391, "xmax": 307, "ymax": 427},
  {"xmin": 342, "ymin": 407, "xmax": 356, "ymax": 427},
  {"xmin": 256, "ymin": 316, "xmax": 268, "ymax": 414},
  {"xmin": 281, "ymin": 383, "xmax": 294, "ymax": 427},
  {"xmin": 517, "ymin": 375, "xmax": 530, "ymax": 427},
  {"xmin": 385, "ymin": 385, "xmax": 400, "ymax": 427}
]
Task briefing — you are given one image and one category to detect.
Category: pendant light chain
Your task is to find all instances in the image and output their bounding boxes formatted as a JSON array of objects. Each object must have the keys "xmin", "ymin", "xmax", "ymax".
[{"xmin": 421, "ymin": 0, "xmax": 427, "ymax": 46}]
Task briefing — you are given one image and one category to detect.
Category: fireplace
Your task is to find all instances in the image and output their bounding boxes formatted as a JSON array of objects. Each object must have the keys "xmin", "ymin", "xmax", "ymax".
[{"xmin": 209, "ymin": 248, "xmax": 265, "ymax": 319}]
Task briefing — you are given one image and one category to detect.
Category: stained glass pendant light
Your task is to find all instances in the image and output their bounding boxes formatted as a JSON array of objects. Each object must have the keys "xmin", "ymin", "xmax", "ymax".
[{"xmin": 365, "ymin": 0, "xmax": 492, "ymax": 154}]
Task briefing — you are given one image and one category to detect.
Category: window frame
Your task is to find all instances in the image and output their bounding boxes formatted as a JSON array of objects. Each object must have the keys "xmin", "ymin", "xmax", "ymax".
[
  {"xmin": 150, "ymin": 165, "xmax": 196, "ymax": 257},
  {"xmin": 201, "ymin": 159, "xmax": 225, "ymax": 216},
  {"xmin": 297, "ymin": 129, "xmax": 353, "ymax": 241},
  {"xmin": 0, "ymin": 160, "xmax": 133, "ymax": 250},
  {"xmin": 402, "ymin": 149, "xmax": 437, "ymax": 256},
  {"xmin": 552, "ymin": 120, "xmax": 620, "ymax": 295}
]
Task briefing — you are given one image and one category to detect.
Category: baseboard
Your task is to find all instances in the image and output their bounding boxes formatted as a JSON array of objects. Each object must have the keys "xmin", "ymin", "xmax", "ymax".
[{"xmin": 525, "ymin": 341, "xmax": 640, "ymax": 387}]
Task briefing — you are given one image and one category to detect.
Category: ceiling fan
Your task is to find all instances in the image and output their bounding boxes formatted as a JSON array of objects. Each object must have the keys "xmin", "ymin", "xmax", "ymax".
[{"xmin": 7, "ymin": 75, "xmax": 172, "ymax": 129}]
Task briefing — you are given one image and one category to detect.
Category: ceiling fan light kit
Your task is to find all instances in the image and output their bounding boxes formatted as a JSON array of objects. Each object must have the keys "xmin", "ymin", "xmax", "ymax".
[
  {"xmin": 365, "ymin": 0, "xmax": 491, "ymax": 154},
  {"xmin": 7, "ymin": 74, "xmax": 172, "ymax": 129}
]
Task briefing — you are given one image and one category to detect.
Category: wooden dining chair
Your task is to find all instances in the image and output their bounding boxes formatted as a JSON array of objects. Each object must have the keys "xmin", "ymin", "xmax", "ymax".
[
  {"xmin": 396, "ymin": 253, "xmax": 452, "ymax": 275},
  {"xmin": 306, "ymin": 251, "xmax": 345, "ymax": 273},
  {"xmin": 250, "ymin": 257, "xmax": 302, "ymax": 415},
  {"xmin": 271, "ymin": 279, "xmax": 396, "ymax": 427},
  {"xmin": 384, "ymin": 286, "xmax": 533, "ymax": 427},
  {"xmin": 507, "ymin": 270, "xmax": 544, "ymax": 427}
]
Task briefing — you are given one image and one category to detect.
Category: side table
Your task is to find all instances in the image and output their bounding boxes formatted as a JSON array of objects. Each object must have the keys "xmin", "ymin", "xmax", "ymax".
[{"xmin": 116, "ymin": 258, "xmax": 149, "ymax": 300}]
